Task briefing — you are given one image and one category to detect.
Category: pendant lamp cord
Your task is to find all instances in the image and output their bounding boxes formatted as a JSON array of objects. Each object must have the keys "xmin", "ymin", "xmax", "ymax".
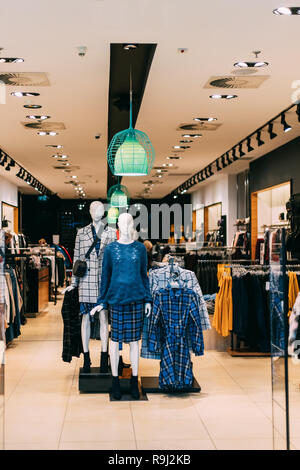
[{"xmin": 129, "ymin": 65, "xmax": 133, "ymax": 129}]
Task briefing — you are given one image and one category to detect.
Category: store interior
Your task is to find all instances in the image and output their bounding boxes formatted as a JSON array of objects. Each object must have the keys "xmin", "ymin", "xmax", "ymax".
[{"xmin": 1, "ymin": 0, "xmax": 300, "ymax": 451}]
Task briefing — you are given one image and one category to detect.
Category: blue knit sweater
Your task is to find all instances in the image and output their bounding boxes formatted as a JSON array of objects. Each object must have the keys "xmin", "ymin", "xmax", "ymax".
[{"xmin": 97, "ymin": 241, "xmax": 152, "ymax": 307}]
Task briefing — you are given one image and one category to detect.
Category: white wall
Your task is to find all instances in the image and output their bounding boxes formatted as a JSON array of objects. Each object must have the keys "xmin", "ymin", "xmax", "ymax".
[
  {"xmin": 0, "ymin": 176, "xmax": 18, "ymax": 228},
  {"xmin": 191, "ymin": 174, "xmax": 237, "ymax": 245}
]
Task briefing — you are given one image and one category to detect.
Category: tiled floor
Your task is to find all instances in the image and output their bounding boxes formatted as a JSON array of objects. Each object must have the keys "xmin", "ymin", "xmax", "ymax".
[{"xmin": 0, "ymin": 296, "xmax": 294, "ymax": 450}]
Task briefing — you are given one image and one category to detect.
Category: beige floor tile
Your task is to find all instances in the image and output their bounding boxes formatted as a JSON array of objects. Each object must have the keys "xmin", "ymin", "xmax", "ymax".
[
  {"xmin": 61, "ymin": 418, "xmax": 135, "ymax": 442},
  {"xmin": 214, "ymin": 439, "xmax": 273, "ymax": 450},
  {"xmin": 137, "ymin": 439, "xmax": 215, "ymax": 450},
  {"xmin": 133, "ymin": 413, "xmax": 209, "ymax": 441},
  {"xmin": 5, "ymin": 418, "xmax": 62, "ymax": 444},
  {"xmin": 202, "ymin": 417, "xmax": 272, "ymax": 439},
  {"xmin": 5, "ymin": 443, "xmax": 59, "ymax": 450},
  {"xmin": 59, "ymin": 441, "xmax": 137, "ymax": 450}
]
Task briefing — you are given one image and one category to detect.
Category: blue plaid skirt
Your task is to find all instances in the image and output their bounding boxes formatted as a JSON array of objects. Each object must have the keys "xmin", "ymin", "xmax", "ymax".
[{"xmin": 110, "ymin": 302, "xmax": 144, "ymax": 349}]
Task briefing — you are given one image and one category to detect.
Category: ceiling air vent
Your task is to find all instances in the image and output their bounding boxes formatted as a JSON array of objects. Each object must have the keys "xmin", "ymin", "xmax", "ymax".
[
  {"xmin": 0, "ymin": 72, "xmax": 49, "ymax": 86},
  {"xmin": 204, "ymin": 75, "xmax": 269, "ymax": 89},
  {"xmin": 22, "ymin": 122, "xmax": 66, "ymax": 130},
  {"xmin": 177, "ymin": 122, "xmax": 221, "ymax": 131}
]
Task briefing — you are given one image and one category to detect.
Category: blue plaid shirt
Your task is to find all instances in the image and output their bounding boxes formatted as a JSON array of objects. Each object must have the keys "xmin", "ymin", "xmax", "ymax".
[
  {"xmin": 148, "ymin": 288, "xmax": 204, "ymax": 390},
  {"xmin": 141, "ymin": 265, "xmax": 210, "ymax": 359}
]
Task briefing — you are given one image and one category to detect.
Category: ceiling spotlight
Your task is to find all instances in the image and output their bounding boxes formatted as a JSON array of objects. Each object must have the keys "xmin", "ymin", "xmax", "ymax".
[
  {"xmin": 173, "ymin": 195, "xmax": 178, "ymax": 199},
  {"xmin": 281, "ymin": 113, "xmax": 292, "ymax": 132},
  {"xmin": 221, "ymin": 155, "xmax": 227, "ymax": 168},
  {"xmin": 256, "ymin": 131, "xmax": 264, "ymax": 146},
  {"xmin": 208, "ymin": 166, "xmax": 214, "ymax": 176},
  {"xmin": 180, "ymin": 140, "xmax": 193, "ymax": 143},
  {"xmin": 0, "ymin": 154, "xmax": 7, "ymax": 166},
  {"xmin": 11, "ymin": 91, "xmax": 40, "ymax": 97},
  {"xmin": 216, "ymin": 159, "xmax": 221, "ymax": 171},
  {"xmin": 0, "ymin": 57, "xmax": 24, "ymax": 63},
  {"xmin": 268, "ymin": 122, "xmax": 277, "ymax": 139},
  {"xmin": 273, "ymin": 7, "xmax": 300, "ymax": 15},
  {"xmin": 238, "ymin": 143, "xmax": 245, "ymax": 157},
  {"xmin": 173, "ymin": 145, "xmax": 190, "ymax": 149},
  {"xmin": 193, "ymin": 117, "xmax": 217, "ymax": 122},
  {"xmin": 231, "ymin": 148, "xmax": 238, "ymax": 161},
  {"xmin": 123, "ymin": 44, "xmax": 138, "ymax": 51},
  {"xmin": 296, "ymin": 103, "xmax": 300, "ymax": 122},
  {"xmin": 210, "ymin": 94, "xmax": 237, "ymax": 99},
  {"xmin": 247, "ymin": 137, "xmax": 254, "ymax": 152},
  {"xmin": 166, "ymin": 156, "xmax": 182, "ymax": 160},
  {"xmin": 26, "ymin": 115, "xmax": 50, "ymax": 120},
  {"xmin": 24, "ymin": 104, "xmax": 42, "ymax": 109},
  {"xmin": 226, "ymin": 152, "xmax": 232, "ymax": 165}
]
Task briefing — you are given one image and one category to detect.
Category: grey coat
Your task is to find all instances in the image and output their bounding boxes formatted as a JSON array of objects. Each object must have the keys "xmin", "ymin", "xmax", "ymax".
[{"xmin": 71, "ymin": 223, "xmax": 116, "ymax": 303}]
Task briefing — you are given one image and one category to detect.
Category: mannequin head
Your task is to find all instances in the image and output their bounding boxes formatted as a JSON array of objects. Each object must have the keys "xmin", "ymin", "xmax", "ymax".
[
  {"xmin": 118, "ymin": 213, "xmax": 134, "ymax": 237},
  {"xmin": 89, "ymin": 201, "xmax": 104, "ymax": 222}
]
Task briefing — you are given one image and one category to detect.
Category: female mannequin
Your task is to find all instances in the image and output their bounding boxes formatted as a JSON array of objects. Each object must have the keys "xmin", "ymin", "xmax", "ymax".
[
  {"xmin": 64, "ymin": 201, "xmax": 116, "ymax": 372},
  {"xmin": 91, "ymin": 213, "xmax": 151, "ymax": 399}
]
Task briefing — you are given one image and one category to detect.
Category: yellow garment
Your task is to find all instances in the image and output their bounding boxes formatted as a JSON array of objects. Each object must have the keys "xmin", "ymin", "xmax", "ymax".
[
  {"xmin": 217, "ymin": 264, "xmax": 231, "ymax": 284},
  {"xmin": 213, "ymin": 273, "xmax": 233, "ymax": 337},
  {"xmin": 288, "ymin": 272, "xmax": 300, "ymax": 317}
]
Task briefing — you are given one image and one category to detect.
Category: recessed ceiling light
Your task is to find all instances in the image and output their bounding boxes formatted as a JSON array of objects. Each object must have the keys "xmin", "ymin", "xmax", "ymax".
[
  {"xmin": 182, "ymin": 134, "xmax": 202, "ymax": 138},
  {"xmin": 273, "ymin": 6, "xmax": 300, "ymax": 15},
  {"xmin": 46, "ymin": 144, "xmax": 63, "ymax": 149},
  {"xmin": 173, "ymin": 145, "xmax": 190, "ymax": 149},
  {"xmin": 26, "ymin": 115, "xmax": 50, "ymax": 120},
  {"xmin": 24, "ymin": 104, "xmax": 42, "ymax": 109},
  {"xmin": 11, "ymin": 91, "xmax": 40, "ymax": 97},
  {"xmin": 0, "ymin": 57, "xmax": 24, "ymax": 63},
  {"xmin": 210, "ymin": 94, "xmax": 237, "ymax": 99},
  {"xmin": 234, "ymin": 61, "xmax": 269, "ymax": 68},
  {"xmin": 193, "ymin": 117, "xmax": 217, "ymax": 122},
  {"xmin": 180, "ymin": 140, "xmax": 193, "ymax": 143},
  {"xmin": 167, "ymin": 156, "xmax": 182, "ymax": 160},
  {"xmin": 37, "ymin": 131, "xmax": 58, "ymax": 136},
  {"xmin": 72, "ymin": 176, "xmax": 78, "ymax": 179},
  {"xmin": 123, "ymin": 44, "xmax": 138, "ymax": 50}
]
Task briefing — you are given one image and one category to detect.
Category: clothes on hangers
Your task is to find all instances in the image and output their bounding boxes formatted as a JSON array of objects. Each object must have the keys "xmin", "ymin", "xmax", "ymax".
[
  {"xmin": 61, "ymin": 287, "xmax": 82, "ymax": 362},
  {"xmin": 4, "ymin": 265, "xmax": 23, "ymax": 343},
  {"xmin": 141, "ymin": 263, "xmax": 210, "ymax": 360},
  {"xmin": 148, "ymin": 288, "xmax": 204, "ymax": 391},
  {"xmin": 212, "ymin": 272, "xmax": 233, "ymax": 337},
  {"xmin": 289, "ymin": 272, "xmax": 300, "ymax": 317}
]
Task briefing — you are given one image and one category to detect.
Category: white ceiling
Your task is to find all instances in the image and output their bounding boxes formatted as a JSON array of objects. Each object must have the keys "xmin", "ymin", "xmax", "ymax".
[{"xmin": 0, "ymin": 0, "xmax": 300, "ymax": 199}]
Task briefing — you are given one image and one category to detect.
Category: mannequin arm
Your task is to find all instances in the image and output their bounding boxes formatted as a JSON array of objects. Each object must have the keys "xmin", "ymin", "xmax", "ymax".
[
  {"xmin": 62, "ymin": 285, "xmax": 75, "ymax": 294},
  {"xmin": 145, "ymin": 302, "xmax": 152, "ymax": 318},
  {"xmin": 90, "ymin": 305, "xmax": 107, "ymax": 317}
]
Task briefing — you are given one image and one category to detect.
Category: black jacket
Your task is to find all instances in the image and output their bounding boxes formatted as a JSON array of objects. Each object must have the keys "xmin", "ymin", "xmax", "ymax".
[{"xmin": 61, "ymin": 287, "xmax": 82, "ymax": 362}]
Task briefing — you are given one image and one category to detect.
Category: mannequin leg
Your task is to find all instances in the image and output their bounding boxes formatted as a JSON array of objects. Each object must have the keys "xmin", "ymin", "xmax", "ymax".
[
  {"xmin": 130, "ymin": 341, "xmax": 140, "ymax": 399},
  {"xmin": 110, "ymin": 340, "xmax": 120, "ymax": 377},
  {"xmin": 130, "ymin": 341, "xmax": 139, "ymax": 376},
  {"xmin": 99, "ymin": 310, "xmax": 109, "ymax": 372},
  {"xmin": 100, "ymin": 310, "xmax": 109, "ymax": 352},
  {"xmin": 81, "ymin": 314, "xmax": 91, "ymax": 352},
  {"xmin": 81, "ymin": 314, "xmax": 91, "ymax": 373},
  {"xmin": 110, "ymin": 340, "xmax": 121, "ymax": 400}
]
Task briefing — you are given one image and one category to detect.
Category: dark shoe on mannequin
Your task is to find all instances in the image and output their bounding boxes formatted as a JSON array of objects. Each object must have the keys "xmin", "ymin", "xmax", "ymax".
[
  {"xmin": 130, "ymin": 376, "xmax": 140, "ymax": 400},
  {"xmin": 83, "ymin": 352, "xmax": 91, "ymax": 373},
  {"xmin": 100, "ymin": 351, "xmax": 109, "ymax": 373},
  {"xmin": 111, "ymin": 376, "xmax": 122, "ymax": 400}
]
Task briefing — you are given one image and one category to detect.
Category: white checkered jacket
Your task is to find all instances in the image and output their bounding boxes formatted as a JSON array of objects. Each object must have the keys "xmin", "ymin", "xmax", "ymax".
[{"xmin": 71, "ymin": 224, "xmax": 116, "ymax": 303}]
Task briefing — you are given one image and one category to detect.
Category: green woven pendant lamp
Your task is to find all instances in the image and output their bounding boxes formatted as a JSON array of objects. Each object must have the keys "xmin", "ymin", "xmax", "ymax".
[
  {"xmin": 107, "ymin": 183, "xmax": 130, "ymax": 208},
  {"xmin": 107, "ymin": 206, "xmax": 119, "ymax": 224},
  {"xmin": 107, "ymin": 69, "xmax": 155, "ymax": 176}
]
